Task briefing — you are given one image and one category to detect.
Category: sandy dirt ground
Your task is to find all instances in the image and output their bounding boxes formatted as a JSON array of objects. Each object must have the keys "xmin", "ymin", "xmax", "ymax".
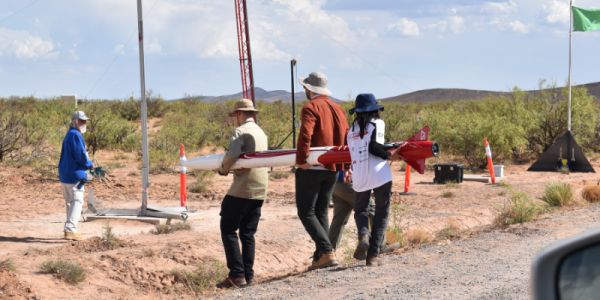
[{"xmin": 1, "ymin": 151, "xmax": 599, "ymax": 299}]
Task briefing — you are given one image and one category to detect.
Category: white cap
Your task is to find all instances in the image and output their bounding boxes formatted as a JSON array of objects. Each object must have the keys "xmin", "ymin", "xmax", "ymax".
[{"xmin": 71, "ymin": 111, "xmax": 89, "ymax": 121}]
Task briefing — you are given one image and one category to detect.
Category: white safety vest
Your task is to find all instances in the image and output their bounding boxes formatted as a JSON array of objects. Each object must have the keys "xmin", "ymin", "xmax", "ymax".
[{"xmin": 347, "ymin": 118, "xmax": 392, "ymax": 192}]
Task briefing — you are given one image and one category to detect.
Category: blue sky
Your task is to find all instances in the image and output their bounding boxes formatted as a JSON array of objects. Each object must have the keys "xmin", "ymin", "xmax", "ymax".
[{"xmin": 0, "ymin": 0, "xmax": 598, "ymax": 100}]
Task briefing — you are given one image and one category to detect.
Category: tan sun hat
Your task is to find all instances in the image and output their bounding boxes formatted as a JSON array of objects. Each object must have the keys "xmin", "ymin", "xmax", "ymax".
[
  {"xmin": 229, "ymin": 98, "xmax": 259, "ymax": 116},
  {"xmin": 299, "ymin": 71, "xmax": 332, "ymax": 96}
]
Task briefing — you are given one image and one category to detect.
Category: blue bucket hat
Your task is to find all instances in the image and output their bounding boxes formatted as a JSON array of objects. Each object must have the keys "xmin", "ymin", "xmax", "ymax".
[{"xmin": 349, "ymin": 93, "xmax": 384, "ymax": 114}]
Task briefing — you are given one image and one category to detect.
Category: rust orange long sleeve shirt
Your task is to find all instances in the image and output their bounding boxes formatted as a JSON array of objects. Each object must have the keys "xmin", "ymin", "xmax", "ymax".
[{"xmin": 295, "ymin": 95, "xmax": 349, "ymax": 171}]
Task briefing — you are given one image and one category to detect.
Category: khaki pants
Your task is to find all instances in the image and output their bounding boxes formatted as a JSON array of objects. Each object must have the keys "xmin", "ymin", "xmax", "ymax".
[{"xmin": 62, "ymin": 183, "xmax": 84, "ymax": 233}]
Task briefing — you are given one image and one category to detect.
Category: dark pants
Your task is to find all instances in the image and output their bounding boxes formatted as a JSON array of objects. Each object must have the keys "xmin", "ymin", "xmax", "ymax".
[
  {"xmin": 329, "ymin": 181, "xmax": 380, "ymax": 250},
  {"xmin": 354, "ymin": 181, "xmax": 392, "ymax": 257},
  {"xmin": 220, "ymin": 195, "xmax": 263, "ymax": 280},
  {"xmin": 295, "ymin": 169, "xmax": 336, "ymax": 255}
]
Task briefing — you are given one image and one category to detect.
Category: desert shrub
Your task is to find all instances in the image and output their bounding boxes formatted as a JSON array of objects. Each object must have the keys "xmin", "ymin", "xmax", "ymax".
[
  {"xmin": 258, "ymin": 100, "xmax": 296, "ymax": 148},
  {"xmin": 113, "ymin": 98, "xmax": 141, "ymax": 121},
  {"xmin": 149, "ymin": 104, "xmax": 231, "ymax": 171},
  {"xmin": 110, "ymin": 92, "xmax": 167, "ymax": 121},
  {"xmin": 385, "ymin": 225, "xmax": 406, "ymax": 247},
  {"xmin": 386, "ymin": 202, "xmax": 407, "ymax": 247},
  {"xmin": 83, "ymin": 105, "xmax": 138, "ymax": 155},
  {"xmin": 152, "ymin": 222, "xmax": 191, "ymax": 234},
  {"xmin": 0, "ymin": 110, "xmax": 28, "ymax": 162},
  {"xmin": 101, "ymin": 223, "xmax": 123, "ymax": 250},
  {"xmin": 148, "ymin": 147, "xmax": 177, "ymax": 174},
  {"xmin": 188, "ymin": 170, "xmax": 215, "ymax": 193},
  {"xmin": 406, "ymin": 228, "xmax": 433, "ymax": 246},
  {"xmin": 582, "ymin": 185, "xmax": 600, "ymax": 203},
  {"xmin": 0, "ymin": 258, "xmax": 15, "ymax": 272},
  {"xmin": 0, "ymin": 97, "xmax": 64, "ymax": 163},
  {"xmin": 524, "ymin": 82, "xmax": 598, "ymax": 154},
  {"xmin": 436, "ymin": 221, "xmax": 462, "ymax": 240},
  {"xmin": 441, "ymin": 191, "xmax": 455, "ymax": 198},
  {"xmin": 541, "ymin": 182, "xmax": 574, "ymax": 207},
  {"xmin": 40, "ymin": 259, "xmax": 86, "ymax": 284},
  {"xmin": 171, "ymin": 259, "xmax": 227, "ymax": 294},
  {"xmin": 269, "ymin": 170, "xmax": 291, "ymax": 180},
  {"xmin": 1, "ymin": 83, "xmax": 598, "ymax": 170},
  {"xmin": 445, "ymin": 182, "xmax": 459, "ymax": 189},
  {"xmin": 495, "ymin": 192, "xmax": 540, "ymax": 226}
]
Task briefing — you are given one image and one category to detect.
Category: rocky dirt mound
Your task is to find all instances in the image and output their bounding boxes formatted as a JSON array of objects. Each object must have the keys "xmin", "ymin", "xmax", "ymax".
[
  {"xmin": 0, "ymin": 270, "xmax": 37, "ymax": 300},
  {"xmin": 49, "ymin": 237, "xmax": 135, "ymax": 254}
]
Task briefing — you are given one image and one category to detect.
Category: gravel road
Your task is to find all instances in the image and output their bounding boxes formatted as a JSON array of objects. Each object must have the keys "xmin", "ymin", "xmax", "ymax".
[{"xmin": 216, "ymin": 203, "xmax": 600, "ymax": 300}]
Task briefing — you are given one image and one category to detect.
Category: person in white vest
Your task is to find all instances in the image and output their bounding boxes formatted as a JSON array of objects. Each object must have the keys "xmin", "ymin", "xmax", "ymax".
[{"xmin": 347, "ymin": 93, "xmax": 400, "ymax": 266}]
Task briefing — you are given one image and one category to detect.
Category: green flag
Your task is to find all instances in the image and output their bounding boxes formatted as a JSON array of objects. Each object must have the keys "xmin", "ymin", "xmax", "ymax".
[{"xmin": 572, "ymin": 6, "xmax": 600, "ymax": 32}]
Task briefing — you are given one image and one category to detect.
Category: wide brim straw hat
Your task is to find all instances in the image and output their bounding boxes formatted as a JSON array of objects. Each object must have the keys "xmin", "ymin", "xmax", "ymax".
[{"xmin": 229, "ymin": 98, "xmax": 259, "ymax": 116}]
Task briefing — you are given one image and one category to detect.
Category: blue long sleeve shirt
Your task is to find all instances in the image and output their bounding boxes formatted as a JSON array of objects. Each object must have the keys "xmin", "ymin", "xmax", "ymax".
[{"xmin": 58, "ymin": 127, "xmax": 93, "ymax": 184}]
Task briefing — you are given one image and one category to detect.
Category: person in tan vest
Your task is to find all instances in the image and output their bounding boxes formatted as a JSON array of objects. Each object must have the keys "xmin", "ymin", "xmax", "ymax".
[{"xmin": 216, "ymin": 99, "xmax": 269, "ymax": 288}]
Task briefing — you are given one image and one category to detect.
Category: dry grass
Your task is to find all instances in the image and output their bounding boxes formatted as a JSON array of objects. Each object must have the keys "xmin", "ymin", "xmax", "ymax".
[
  {"xmin": 441, "ymin": 191, "xmax": 455, "ymax": 198},
  {"xmin": 406, "ymin": 228, "xmax": 433, "ymax": 246},
  {"xmin": 385, "ymin": 225, "xmax": 406, "ymax": 247},
  {"xmin": 171, "ymin": 259, "xmax": 227, "ymax": 294},
  {"xmin": 444, "ymin": 182, "xmax": 459, "ymax": 189},
  {"xmin": 152, "ymin": 222, "xmax": 191, "ymax": 235},
  {"xmin": 582, "ymin": 185, "xmax": 600, "ymax": 203},
  {"xmin": 269, "ymin": 170, "xmax": 291, "ymax": 180},
  {"xmin": 112, "ymin": 152, "xmax": 128, "ymax": 161},
  {"xmin": 0, "ymin": 258, "xmax": 16, "ymax": 272},
  {"xmin": 436, "ymin": 220, "xmax": 462, "ymax": 240},
  {"xmin": 188, "ymin": 170, "xmax": 214, "ymax": 193},
  {"xmin": 495, "ymin": 191, "xmax": 540, "ymax": 226},
  {"xmin": 386, "ymin": 202, "xmax": 407, "ymax": 247},
  {"xmin": 40, "ymin": 259, "xmax": 86, "ymax": 284},
  {"xmin": 541, "ymin": 182, "xmax": 574, "ymax": 207},
  {"xmin": 340, "ymin": 228, "xmax": 356, "ymax": 264}
]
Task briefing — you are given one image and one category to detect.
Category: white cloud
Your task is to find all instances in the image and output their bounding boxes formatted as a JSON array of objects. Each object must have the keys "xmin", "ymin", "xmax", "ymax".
[
  {"xmin": 508, "ymin": 20, "xmax": 529, "ymax": 34},
  {"xmin": 481, "ymin": 1, "xmax": 517, "ymax": 14},
  {"xmin": 428, "ymin": 16, "xmax": 465, "ymax": 34},
  {"xmin": 250, "ymin": 39, "xmax": 289, "ymax": 60},
  {"xmin": 0, "ymin": 28, "xmax": 57, "ymax": 60},
  {"xmin": 270, "ymin": 0, "xmax": 356, "ymax": 45},
  {"xmin": 543, "ymin": 0, "xmax": 569, "ymax": 24},
  {"xmin": 387, "ymin": 18, "xmax": 420, "ymax": 37}
]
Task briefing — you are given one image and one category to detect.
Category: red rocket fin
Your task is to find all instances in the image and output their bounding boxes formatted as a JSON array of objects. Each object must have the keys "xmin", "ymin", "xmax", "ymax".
[
  {"xmin": 407, "ymin": 126, "xmax": 429, "ymax": 141},
  {"xmin": 406, "ymin": 159, "xmax": 426, "ymax": 174}
]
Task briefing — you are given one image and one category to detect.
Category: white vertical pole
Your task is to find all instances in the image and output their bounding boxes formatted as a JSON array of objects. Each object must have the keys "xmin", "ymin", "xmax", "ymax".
[
  {"xmin": 568, "ymin": 0, "xmax": 573, "ymax": 132},
  {"xmin": 137, "ymin": 0, "xmax": 149, "ymax": 215}
]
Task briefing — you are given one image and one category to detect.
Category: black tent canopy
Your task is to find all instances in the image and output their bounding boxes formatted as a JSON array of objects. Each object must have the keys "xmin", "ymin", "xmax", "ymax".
[{"xmin": 528, "ymin": 130, "xmax": 595, "ymax": 173}]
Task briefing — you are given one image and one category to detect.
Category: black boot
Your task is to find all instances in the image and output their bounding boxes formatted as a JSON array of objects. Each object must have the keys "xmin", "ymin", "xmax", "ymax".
[{"xmin": 353, "ymin": 233, "xmax": 369, "ymax": 260}]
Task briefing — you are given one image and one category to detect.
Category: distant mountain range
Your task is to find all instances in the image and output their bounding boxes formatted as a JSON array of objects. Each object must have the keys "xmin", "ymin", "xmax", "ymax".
[
  {"xmin": 380, "ymin": 82, "xmax": 600, "ymax": 103},
  {"xmin": 175, "ymin": 82, "xmax": 600, "ymax": 104},
  {"xmin": 176, "ymin": 87, "xmax": 308, "ymax": 103}
]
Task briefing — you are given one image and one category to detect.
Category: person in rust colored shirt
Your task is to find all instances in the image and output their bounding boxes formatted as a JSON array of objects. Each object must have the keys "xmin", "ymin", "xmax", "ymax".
[{"xmin": 295, "ymin": 71, "xmax": 349, "ymax": 270}]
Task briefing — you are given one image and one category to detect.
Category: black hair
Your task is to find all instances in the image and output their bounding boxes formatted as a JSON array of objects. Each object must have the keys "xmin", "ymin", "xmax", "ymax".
[{"xmin": 354, "ymin": 110, "xmax": 380, "ymax": 138}]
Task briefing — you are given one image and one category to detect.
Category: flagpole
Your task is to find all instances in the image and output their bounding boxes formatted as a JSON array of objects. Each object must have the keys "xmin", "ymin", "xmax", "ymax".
[{"xmin": 568, "ymin": 0, "xmax": 573, "ymax": 132}]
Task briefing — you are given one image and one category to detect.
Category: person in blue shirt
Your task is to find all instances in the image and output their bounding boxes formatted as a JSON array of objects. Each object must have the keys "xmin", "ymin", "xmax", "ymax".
[{"xmin": 58, "ymin": 111, "xmax": 93, "ymax": 241}]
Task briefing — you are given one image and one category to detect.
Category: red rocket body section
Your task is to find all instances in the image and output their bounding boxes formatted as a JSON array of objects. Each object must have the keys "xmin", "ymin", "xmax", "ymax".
[
  {"xmin": 316, "ymin": 140, "xmax": 437, "ymax": 174},
  {"xmin": 317, "ymin": 126, "xmax": 438, "ymax": 174}
]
